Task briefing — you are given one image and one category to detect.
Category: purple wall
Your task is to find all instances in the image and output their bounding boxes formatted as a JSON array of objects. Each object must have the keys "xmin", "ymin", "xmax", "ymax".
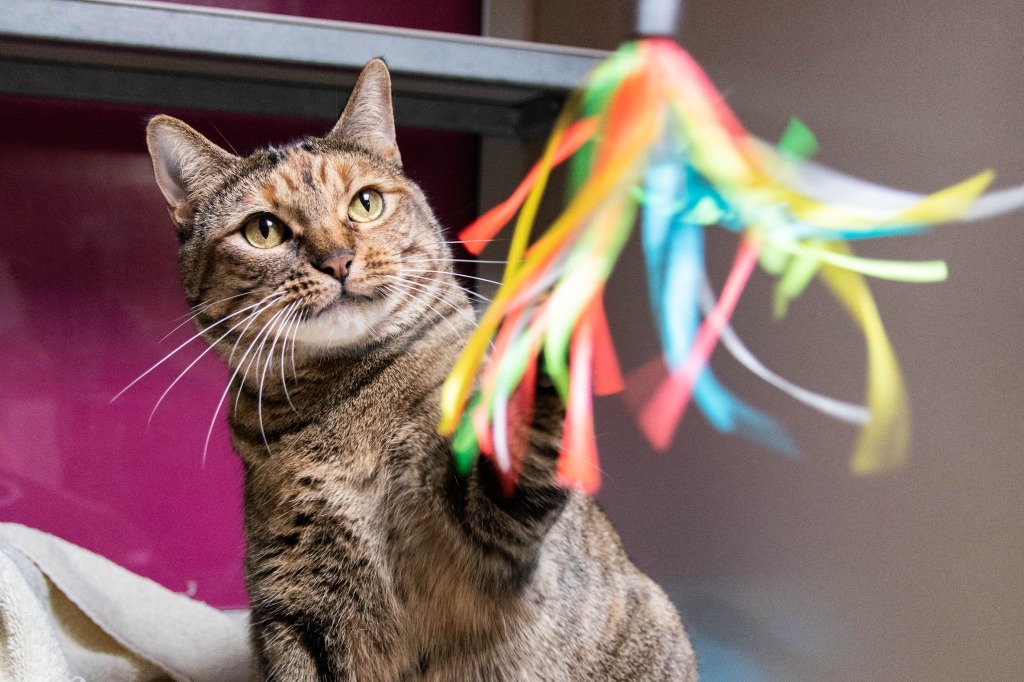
[
  {"xmin": 161, "ymin": 0, "xmax": 481, "ymax": 35},
  {"xmin": 0, "ymin": 0, "xmax": 480, "ymax": 608}
]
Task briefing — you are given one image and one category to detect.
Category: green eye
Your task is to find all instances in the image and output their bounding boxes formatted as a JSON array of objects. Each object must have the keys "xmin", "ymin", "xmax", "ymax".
[
  {"xmin": 348, "ymin": 188, "xmax": 384, "ymax": 222},
  {"xmin": 243, "ymin": 213, "xmax": 289, "ymax": 249}
]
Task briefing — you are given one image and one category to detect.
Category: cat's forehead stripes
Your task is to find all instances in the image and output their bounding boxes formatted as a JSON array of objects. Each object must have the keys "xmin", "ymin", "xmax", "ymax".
[{"xmin": 256, "ymin": 145, "xmax": 390, "ymax": 215}]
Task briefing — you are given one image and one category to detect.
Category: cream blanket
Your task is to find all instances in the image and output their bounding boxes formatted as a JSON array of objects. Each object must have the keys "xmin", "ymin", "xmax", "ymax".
[{"xmin": 0, "ymin": 523, "xmax": 257, "ymax": 681}]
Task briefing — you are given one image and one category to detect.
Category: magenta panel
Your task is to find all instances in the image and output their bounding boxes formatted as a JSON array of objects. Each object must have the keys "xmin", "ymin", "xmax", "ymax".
[
  {"xmin": 158, "ymin": 0, "xmax": 482, "ymax": 35},
  {"xmin": 0, "ymin": 84, "xmax": 477, "ymax": 607}
]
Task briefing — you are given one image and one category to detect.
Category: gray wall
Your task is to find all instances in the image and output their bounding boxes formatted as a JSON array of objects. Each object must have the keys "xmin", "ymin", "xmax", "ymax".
[{"xmin": 487, "ymin": 0, "xmax": 1024, "ymax": 679}]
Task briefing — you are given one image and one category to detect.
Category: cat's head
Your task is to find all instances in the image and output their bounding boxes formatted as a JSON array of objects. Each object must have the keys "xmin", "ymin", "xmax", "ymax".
[{"xmin": 146, "ymin": 59, "xmax": 463, "ymax": 363}]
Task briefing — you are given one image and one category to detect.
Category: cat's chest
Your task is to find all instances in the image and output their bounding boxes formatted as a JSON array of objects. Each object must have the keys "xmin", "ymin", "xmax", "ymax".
[
  {"xmin": 242, "ymin": 430, "xmax": 402, "ymax": 620},
  {"xmin": 241, "ymin": 421, "xmax": 450, "ymax": 671},
  {"xmin": 244, "ymin": 418, "xmax": 393, "ymax": 530},
  {"xmin": 241, "ymin": 401, "xmax": 448, "ymax": 577}
]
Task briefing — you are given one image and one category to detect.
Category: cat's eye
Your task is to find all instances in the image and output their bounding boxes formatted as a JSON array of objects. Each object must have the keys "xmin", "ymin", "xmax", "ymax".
[
  {"xmin": 347, "ymin": 188, "xmax": 384, "ymax": 223},
  {"xmin": 243, "ymin": 213, "xmax": 289, "ymax": 249}
]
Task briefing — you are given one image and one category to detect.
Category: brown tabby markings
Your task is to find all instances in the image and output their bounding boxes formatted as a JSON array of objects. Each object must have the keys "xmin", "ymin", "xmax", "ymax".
[{"xmin": 146, "ymin": 59, "xmax": 697, "ymax": 681}]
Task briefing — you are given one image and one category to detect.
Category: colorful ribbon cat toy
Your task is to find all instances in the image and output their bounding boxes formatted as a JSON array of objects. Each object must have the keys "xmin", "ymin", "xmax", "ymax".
[{"xmin": 437, "ymin": 0, "xmax": 1024, "ymax": 493}]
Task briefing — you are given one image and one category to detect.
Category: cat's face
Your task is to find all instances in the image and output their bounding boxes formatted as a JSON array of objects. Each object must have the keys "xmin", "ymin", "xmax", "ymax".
[{"xmin": 146, "ymin": 60, "xmax": 457, "ymax": 363}]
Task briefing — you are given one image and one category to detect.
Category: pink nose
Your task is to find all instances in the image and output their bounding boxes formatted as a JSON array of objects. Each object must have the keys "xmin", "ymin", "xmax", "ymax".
[{"xmin": 318, "ymin": 250, "xmax": 355, "ymax": 281}]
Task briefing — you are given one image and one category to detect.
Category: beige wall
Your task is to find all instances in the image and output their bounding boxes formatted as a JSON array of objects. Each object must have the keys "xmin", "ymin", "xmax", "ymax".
[{"xmin": 487, "ymin": 1, "xmax": 1024, "ymax": 679}]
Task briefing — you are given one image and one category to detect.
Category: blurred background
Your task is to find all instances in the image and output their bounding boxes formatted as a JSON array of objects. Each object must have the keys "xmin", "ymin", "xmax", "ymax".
[
  {"xmin": 511, "ymin": 1, "xmax": 1024, "ymax": 680},
  {"xmin": 1, "ymin": 1, "xmax": 1022, "ymax": 680}
]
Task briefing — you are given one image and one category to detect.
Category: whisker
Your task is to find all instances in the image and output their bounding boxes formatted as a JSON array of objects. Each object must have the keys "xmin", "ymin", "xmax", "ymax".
[
  {"xmin": 258, "ymin": 303, "xmax": 298, "ymax": 448},
  {"xmin": 393, "ymin": 278, "xmax": 481, "ymax": 331},
  {"xmin": 230, "ymin": 304, "xmax": 291, "ymax": 456},
  {"xmin": 239, "ymin": 305, "xmax": 292, "ymax": 430},
  {"xmin": 378, "ymin": 283, "xmax": 413, "ymax": 317},
  {"xmin": 440, "ymin": 238, "xmax": 509, "ymax": 246},
  {"xmin": 203, "ymin": 363, "xmax": 249, "ymax": 469},
  {"xmin": 418, "ymin": 237, "xmax": 507, "ymax": 247},
  {"xmin": 397, "ymin": 258, "xmax": 510, "ymax": 266},
  {"xmin": 112, "ymin": 291, "xmax": 285, "ymax": 403},
  {"xmin": 397, "ymin": 236, "xmax": 508, "ymax": 258},
  {"xmin": 233, "ymin": 304, "xmax": 290, "ymax": 418},
  {"xmin": 404, "ymin": 269, "xmax": 503, "ymax": 288},
  {"xmin": 209, "ymin": 122, "xmax": 241, "ymax": 156},
  {"xmin": 391, "ymin": 273, "xmax": 492, "ymax": 305},
  {"xmin": 387, "ymin": 276, "xmax": 462, "ymax": 312},
  {"xmin": 159, "ymin": 300, "xmax": 222, "ymax": 343},
  {"xmin": 226, "ymin": 299, "xmax": 277, "ymax": 367},
  {"xmin": 382, "ymin": 282, "xmax": 465, "ymax": 343},
  {"xmin": 290, "ymin": 310, "xmax": 306, "ymax": 382},
  {"xmin": 201, "ymin": 295, "xmax": 287, "ymax": 467},
  {"xmin": 164, "ymin": 295, "xmax": 226, "ymax": 327},
  {"xmin": 279, "ymin": 307, "xmax": 302, "ymax": 413},
  {"xmin": 161, "ymin": 290, "xmax": 265, "ymax": 342},
  {"xmin": 146, "ymin": 299, "xmax": 278, "ymax": 428},
  {"xmin": 385, "ymin": 278, "xmax": 479, "ymax": 341}
]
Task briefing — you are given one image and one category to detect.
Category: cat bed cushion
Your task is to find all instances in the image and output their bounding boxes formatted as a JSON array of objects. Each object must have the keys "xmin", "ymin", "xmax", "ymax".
[{"xmin": 0, "ymin": 523, "xmax": 256, "ymax": 681}]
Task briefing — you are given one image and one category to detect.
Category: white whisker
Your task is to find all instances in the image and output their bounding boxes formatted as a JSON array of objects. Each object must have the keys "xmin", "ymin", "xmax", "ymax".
[
  {"xmin": 201, "ymin": 294, "xmax": 287, "ymax": 467},
  {"xmin": 290, "ymin": 310, "xmax": 306, "ymax": 382},
  {"xmin": 159, "ymin": 300, "xmax": 222, "ymax": 343},
  {"xmin": 147, "ymin": 298, "xmax": 279, "ymax": 428},
  {"xmin": 419, "ymin": 237, "xmax": 506, "ymax": 247},
  {"xmin": 398, "ymin": 258, "xmax": 510, "ymax": 266},
  {"xmin": 279, "ymin": 307, "xmax": 302, "ymax": 413},
  {"xmin": 440, "ymin": 238, "xmax": 508, "ymax": 245},
  {"xmin": 383, "ymin": 282, "xmax": 464, "ymax": 343},
  {"xmin": 388, "ymin": 277, "xmax": 481, "ymax": 330},
  {"xmin": 395, "ymin": 272, "xmax": 491, "ymax": 305},
  {"xmin": 404, "ymin": 269, "xmax": 503, "ymax": 288},
  {"xmin": 397, "ymin": 237, "xmax": 507, "ymax": 258},
  {"xmin": 385, "ymin": 278, "xmax": 479, "ymax": 343},
  {"xmin": 226, "ymin": 298, "xmax": 278, "ymax": 367},
  {"xmin": 112, "ymin": 291, "xmax": 285, "ymax": 403},
  {"xmin": 233, "ymin": 305, "xmax": 290, "ymax": 417},
  {"xmin": 243, "ymin": 306, "xmax": 292, "ymax": 451},
  {"xmin": 160, "ymin": 291, "xmax": 263, "ymax": 343},
  {"xmin": 258, "ymin": 303, "xmax": 298, "ymax": 449}
]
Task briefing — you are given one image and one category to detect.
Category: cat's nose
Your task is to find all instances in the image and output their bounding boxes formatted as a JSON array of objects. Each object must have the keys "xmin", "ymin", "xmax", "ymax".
[{"xmin": 317, "ymin": 250, "xmax": 355, "ymax": 282}]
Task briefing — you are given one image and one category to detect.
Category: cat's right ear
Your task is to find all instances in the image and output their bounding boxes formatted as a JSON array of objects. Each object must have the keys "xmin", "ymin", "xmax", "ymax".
[{"xmin": 146, "ymin": 115, "xmax": 237, "ymax": 231}]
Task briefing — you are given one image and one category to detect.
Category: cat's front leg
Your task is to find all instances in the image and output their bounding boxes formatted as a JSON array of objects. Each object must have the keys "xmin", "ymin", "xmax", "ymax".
[
  {"xmin": 447, "ymin": 370, "xmax": 570, "ymax": 588},
  {"xmin": 251, "ymin": 603, "xmax": 351, "ymax": 682},
  {"xmin": 252, "ymin": 617, "xmax": 322, "ymax": 682}
]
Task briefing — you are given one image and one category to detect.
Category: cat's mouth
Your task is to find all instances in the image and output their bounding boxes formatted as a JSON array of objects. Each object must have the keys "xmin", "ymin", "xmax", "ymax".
[{"xmin": 314, "ymin": 288, "xmax": 375, "ymax": 316}]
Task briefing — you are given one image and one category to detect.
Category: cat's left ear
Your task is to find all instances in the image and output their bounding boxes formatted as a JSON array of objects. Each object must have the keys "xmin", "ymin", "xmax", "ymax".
[
  {"xmin": 328, "ymin": 58, "xmax": 402, "ymax": 167},
  {"xmin": 146, "ymin": 115, "xmax": 238, "ymax": 231}
]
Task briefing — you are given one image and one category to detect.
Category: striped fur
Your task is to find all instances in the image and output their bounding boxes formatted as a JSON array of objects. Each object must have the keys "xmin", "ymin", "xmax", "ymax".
[{"xmin": 146, "ymin": 59, "xmax": 697, "ymax": 681}]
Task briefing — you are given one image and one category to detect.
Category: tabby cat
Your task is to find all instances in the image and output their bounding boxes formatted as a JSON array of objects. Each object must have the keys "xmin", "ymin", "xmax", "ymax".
[{"xmin": 145, "ymin": 59, "xmax": 697, "ymax": 681}]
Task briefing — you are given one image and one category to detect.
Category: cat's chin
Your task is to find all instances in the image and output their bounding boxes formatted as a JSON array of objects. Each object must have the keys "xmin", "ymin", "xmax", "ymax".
[{"xmin": 292, "ymin": 296, "xmax": 388, "ymax": 351}]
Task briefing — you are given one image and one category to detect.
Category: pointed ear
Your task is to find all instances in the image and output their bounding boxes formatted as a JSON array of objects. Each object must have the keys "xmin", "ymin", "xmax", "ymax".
[
  {"xmin": 328, "ymin": 58, "xmax": 401, "ymax": 167},
  {"xmin": 146, "ymin": 115, "xmax": 237, "ymax": 231}
]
